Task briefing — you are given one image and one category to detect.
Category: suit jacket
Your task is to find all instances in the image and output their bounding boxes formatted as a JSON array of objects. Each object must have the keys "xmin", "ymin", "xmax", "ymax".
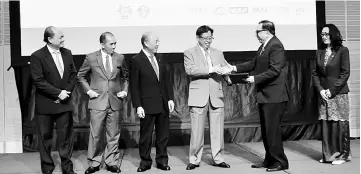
[
  {"xmin": 184, "ymin": 46, "xmax": 229, "ymax": 108},
  {"xmin": 77, "ymin": 50, "xmax": 129, "ymax": 111},
  {"xmin": 30, "ymin": 45, "xmax": 77, "ymax": 114},
  {"xmin": 130, "ymin": 50, "xmax": 173, "ymax": 114},
  {"xmin": 235, "ymin": 36, "xmax": 289, "ymax": 103},
  {"xmin": 312, "ymin": 46, "xmax": 350, "ymax": 98}
]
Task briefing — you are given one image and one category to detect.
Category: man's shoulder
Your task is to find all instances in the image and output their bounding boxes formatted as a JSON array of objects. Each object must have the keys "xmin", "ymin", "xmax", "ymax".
[
  {"xmin": 270, "ymin": 36, "xmax": 284, "ymax": 48},
  {"xmin": 31, "ymin": 46, "xmax": 47, "ymax": 57},
  {"xmin": 210, "ymin": 47, "xmax": 222, "ymax": 53},
  {"xmin": 132, "ymin": 51, "xmax": 144, "ymax": 60},
  {"xmin": 86, "ymin": 50, "xmax": 100, "ymax": 58},
  {"xmin": 184, "ymin": 46, "xmax": 197, "ymax": 53},
  {"xmin": 60, "ymin": 47, "xmax": 72, "ymax": 54},
  {"xmin": 113, "ymin": 52, "xmax": 124, "ymax": 59}
]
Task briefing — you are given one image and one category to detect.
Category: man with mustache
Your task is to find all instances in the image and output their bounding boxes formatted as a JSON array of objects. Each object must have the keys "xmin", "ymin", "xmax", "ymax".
[{"xmin": 30, "ymin": 26, "xmax": 77, "ymax": 174}]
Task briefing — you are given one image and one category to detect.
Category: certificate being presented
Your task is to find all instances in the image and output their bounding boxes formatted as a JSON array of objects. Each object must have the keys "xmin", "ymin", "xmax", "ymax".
[{"xmin": 228, "ymin": 73, "xmax": 249, "ymax": 84}]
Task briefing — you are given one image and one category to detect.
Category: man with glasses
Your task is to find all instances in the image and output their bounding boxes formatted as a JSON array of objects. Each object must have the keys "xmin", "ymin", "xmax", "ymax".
[
  {"xmin": 227, "ymin": 20, "xmax": 290, "ymax": 172},
  {"xmin": 183, "ymin": 25, "xmax": 231, "ymax": 170}
]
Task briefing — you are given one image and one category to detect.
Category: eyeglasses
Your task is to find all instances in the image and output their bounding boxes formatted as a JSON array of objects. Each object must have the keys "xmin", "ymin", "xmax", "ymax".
[
  {"xmin": 320, "ymin": 32, "xmax": 330, "ymax": 37},
  {"xmin": 256, "ymin": 29, "xmax": 266, "ymax": 34},
  {"xmin": 199, "ymin": 36, "xmax": 214, "ymax": 41}
]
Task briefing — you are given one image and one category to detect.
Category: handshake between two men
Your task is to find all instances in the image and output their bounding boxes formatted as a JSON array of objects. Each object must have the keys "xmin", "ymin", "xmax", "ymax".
[{"xmin": 211, "ymin": 64, "xmax": 254, "ymax": 84}]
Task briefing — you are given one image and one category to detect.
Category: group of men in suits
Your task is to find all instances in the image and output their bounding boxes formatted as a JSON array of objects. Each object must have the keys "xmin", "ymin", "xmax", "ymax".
[{"xmin": 30, "ymin": 20, "xmax": 289, "ymax": 174}]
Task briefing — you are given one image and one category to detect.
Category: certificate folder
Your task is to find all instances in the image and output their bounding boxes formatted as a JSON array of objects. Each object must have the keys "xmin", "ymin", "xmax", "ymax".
[{"xmin": 228, "ymin": 73, "xmax": 249, "ymax": 84}]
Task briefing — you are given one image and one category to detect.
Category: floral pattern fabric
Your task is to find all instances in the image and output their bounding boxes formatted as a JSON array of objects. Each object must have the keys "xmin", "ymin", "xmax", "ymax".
[{"xmin": 319, "ymin": 94, "xmax": 349, "ymax": 121}]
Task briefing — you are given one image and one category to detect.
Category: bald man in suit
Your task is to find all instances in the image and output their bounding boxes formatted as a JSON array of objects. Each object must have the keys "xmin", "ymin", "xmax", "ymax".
[
  {"xmin": 77, "ymin": 32, "xmax": 128, "ymax": 174},
  {"xmin": 30, "ymin": 26, "xmax": 77, "ymax": 174}
]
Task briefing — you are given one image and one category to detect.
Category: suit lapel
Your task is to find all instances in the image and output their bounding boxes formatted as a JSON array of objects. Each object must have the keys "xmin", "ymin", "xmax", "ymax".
[
  {"xmin": 140, "ymin": 50, "xmax": 159, "ymax": 82},
  {"xmin": 43, "ymin": 46, "xmax": 61, "ymax": 80},
  {"xmin": 326, "ymin": 51, "xmax": 336, "ymax": 66},
  {"xmin": 260, "ymin": 36, "xmax": 275, "ymax": 56},
  {"xmin": 59, "ymin": 48, "xmax": 68, "ymax": 79},
  {"xmin": 110, "ymin": 54, "xmax": 118, "ymax": 79},
  {"xmin": 195, "ymin": 46, "xmax": 207, "ymax": 66},
  {"xmin": 96, "ymin": 50, "xmax": 109, "ymax": 79},
  {"xmin": 318, "ymin": 50, "xmax": 325, "ymax": 73}
]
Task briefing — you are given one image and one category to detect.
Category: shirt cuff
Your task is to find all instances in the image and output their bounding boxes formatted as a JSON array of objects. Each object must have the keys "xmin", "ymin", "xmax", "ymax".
[{"xmin": 86, "ymin": 90, "xmax": 93, "ymax": 95}]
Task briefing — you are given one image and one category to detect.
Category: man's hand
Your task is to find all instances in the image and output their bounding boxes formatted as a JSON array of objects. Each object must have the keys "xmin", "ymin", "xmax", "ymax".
[
  {"xmin": 320, "ymin": 90, "xmax": 329, "ymax": 101},
  {"xmin": 117, "ymin": 91, "xmax": 127, "ymax": 99},
  {"xmin": 221, "ymin": 64, "xmax": 236, "ymax": 75},
  {"xmin": 224, "ymin": 75, "xmax": 232, "ymax": 85},
  {"xmin": 245, "ymin": 76, "xmax": 254, "ymax": 83},
  {"xmin": 137, "ymin": 107, "xmax": 145, "ymax": 118},
  {"xmin": 168, "ymin": 100, "xmax": 175, "ymax": 113},
  {"xmin": 325, "ymin": 89, "xmax": 331, "ymax": 98},
  {"xmin": 87, "ymin": 90, "xmax": 99, "ymax": 99},
  {"xmin": 58, "ymin": 90, "xmax": 71, "ymax": 100},
  {"xmin": 211, "ymin": 64, "xmax": 222, "ymax": 74}
]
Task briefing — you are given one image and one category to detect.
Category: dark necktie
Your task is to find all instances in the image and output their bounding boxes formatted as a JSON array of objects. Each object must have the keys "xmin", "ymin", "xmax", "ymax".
[{"xmin": 259, "ymin": 44, "xmax": 265, "ymax": 55}]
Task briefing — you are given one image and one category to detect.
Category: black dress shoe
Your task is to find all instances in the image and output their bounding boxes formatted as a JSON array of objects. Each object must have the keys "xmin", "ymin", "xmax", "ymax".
[
  {"xmin": 63, "ymin": 169, "xmax": 77, "ymax": 174},
  {"xmin": 251, "ymin": 163, "xmax": 267, "ymax": 168},
  {"xmin": 85, "ymin": 166, "xmax": 100, "ymax": 174},
  {"xmin": 156, "ymin": 163, "xmax": 171, "ymax": 171},
  {"xmin": 42, "ymin": 170, "xmax": 53, "ymax": 174},
  {"xmin": 213, "ymin": 162, "xmax": 230, "ymax": 168},
  {"xmin": 137, "ymin": 165, "xmax": 151, "ymax": 172},
  {"xmin": 106, "ymin": 165, "xmax": 121, "ymax": 173},
  {"xmin": 266, "ymin": 165, "xmax": 288, "ymax": 172},
  {"xmin": 186, "ymin": 163, "xmax": 200, "ymax": 170}
]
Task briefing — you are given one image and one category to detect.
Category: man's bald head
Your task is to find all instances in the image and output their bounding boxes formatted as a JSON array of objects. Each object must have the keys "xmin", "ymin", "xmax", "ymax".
[
  {"xmin": 141, "ymin": 32, "xmax": 159, "ymax": 54},
  {"xmin": 43, "ymin": 26, "xmax": 65, "ymax": 49}
]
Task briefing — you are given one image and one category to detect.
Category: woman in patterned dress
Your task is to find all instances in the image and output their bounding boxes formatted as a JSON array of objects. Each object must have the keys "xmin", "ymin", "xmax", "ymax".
[{"xmin": 312, "ymin": 23, "xmax": 351, "ymax": 165}]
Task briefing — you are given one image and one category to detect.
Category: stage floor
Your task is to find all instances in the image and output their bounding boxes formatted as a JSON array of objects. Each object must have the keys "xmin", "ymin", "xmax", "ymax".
[{"xmin": 0, "ymin": 140, "xmax": 359, "ymax": 174}]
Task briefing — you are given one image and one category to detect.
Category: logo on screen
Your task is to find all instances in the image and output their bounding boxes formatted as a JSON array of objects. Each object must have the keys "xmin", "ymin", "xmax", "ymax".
[
  {"xmin": 229, "ymin": 7, "xmax": 248, "ymax": 14},
  {"xmin": 138, "ymin": 6, "xmax": 150, "ymax": 18},
  {"xmin": 117, "ymin": 5, "xmax": 133, "ymax": 19}
]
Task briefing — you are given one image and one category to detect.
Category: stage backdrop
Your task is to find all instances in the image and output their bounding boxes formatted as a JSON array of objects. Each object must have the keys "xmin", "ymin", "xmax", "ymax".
[
  {"xmin": 9, "ymin": 1, "xmax": 328, "ymax": 151},
  {"xmin": 19, "ymin": 50, "xmax": 322, "ymax": 151}
]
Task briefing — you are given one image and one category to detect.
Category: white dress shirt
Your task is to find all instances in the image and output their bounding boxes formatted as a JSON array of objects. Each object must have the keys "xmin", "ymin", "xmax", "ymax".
[
  {"xmin": 142, "ymin": 49, "xmax": 159, "ymax": 73},
  {"xmin": 47, "ymin": 45, "xmax": 64, "ymax": 76},
  {"xmin": 101, "ymin": 49, "xmax": 113, "ymax": 73},
  {"xmin": 198, "ymin": 44, "xmax": 213, "ymax": 73}
]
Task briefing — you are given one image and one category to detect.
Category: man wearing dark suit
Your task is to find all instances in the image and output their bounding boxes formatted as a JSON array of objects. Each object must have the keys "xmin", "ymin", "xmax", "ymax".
[
  {"xmin": 129, "ymin": 32, "xmax": 174, "ymax": 172},
  {"xmin": 227, "ymin": 20, "xmax": 289, "ymax": 172},
  {"xmin": 77, "ymin": 32, "xmax": 128, "ymax": 174},
  {"xmin": 30, "ymin": 26, "xmax": 77, "ymax": 174}
]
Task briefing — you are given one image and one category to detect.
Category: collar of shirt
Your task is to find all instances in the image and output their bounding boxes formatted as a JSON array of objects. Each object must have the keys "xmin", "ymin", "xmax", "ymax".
[
  {"xmin": 47, "ymin": 45, "xmax": 60, "ymax": 54},
  {"xmin": 100, "ymin": 49, "xmax": 111, "ymax": 59},
  {"xmin": 142, "ymin": 49, "xmax": 156, "ymax": 60},
  {"xmin": 198, "ymin": 44, "xmax": 210, "ymax": 57},
  {"xmin": 262, "ymin": 35, "xmax": 273, "ymax": 50}
]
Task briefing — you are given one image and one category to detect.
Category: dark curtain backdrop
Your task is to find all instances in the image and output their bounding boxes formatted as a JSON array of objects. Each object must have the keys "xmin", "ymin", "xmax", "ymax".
[{"xmin": 16, "ymin": 51, "xmax": 322, "ymax": 152}]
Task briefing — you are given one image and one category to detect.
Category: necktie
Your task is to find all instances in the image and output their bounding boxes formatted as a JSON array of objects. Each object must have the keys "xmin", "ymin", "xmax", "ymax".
[
  {"xmin": 204, "ymin": 48, "xmax": 213, "ymax": 72},
  {"xmin": 54, "ymin": 51, "xmax": 64, "ymax": 78},
  {"xmin": 149, "ymin": 55, "xmax": 159, "ymax": 80},
  {"xmin": 105, "ymin": 55, "xmax": 111, "ymax": 77},
  {"xmin": 259, "ymin": 45, "xmax": 265, "ymax": 55}
]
